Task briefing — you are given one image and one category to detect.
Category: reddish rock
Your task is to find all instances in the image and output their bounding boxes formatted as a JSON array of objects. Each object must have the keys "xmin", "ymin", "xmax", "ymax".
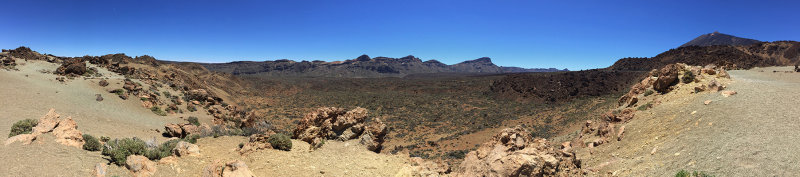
[
  {"xmin": 52, "ymin": 116, "xmax": 85, "ymax": 148},
  {"xmin": 293, "ymin": 107, "xmax": 387, "ymax": 152},
  {"xmin": 653, "ymin": 64, "xmax": 681, "ymax": 93},
  {"xmin": 98, "ymin": 79, "xmax": 109, "ymax": 87},
  {"xmin": 173, "ymin": 141, "xmax": 200, "ymax": 157},
  {"xmin": 125, "ymin": 155, "xmax": 156, "ymax": 177},
  {"xmin": 721, "ymin": 90, "xmax": 737, "ymax": 97},
  {"xmin": 454, "ymin": 126, "xmax": 581, "ymax": 177}
]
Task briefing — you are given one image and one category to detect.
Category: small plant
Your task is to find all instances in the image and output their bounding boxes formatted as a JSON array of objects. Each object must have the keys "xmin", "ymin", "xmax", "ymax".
[
  {"xmin": 150, "ymin": 106, "xmax": 167, "ymax": 116},
  {"xmin": 140, "ymin": 97, "xmax": 149, "ymax": 101},
  {"xmin": 637, "ymin": 103, "xmax": 652, "ymax": 111},
  {"xmin": 238, "ymin": 142, "xmax": 245, "ymax": 149},
  {"xmin": 187, "ymin": 116, "xmax": 200, "ymax": 126},
  {"xmin": 675, "ymin": 170, "xmax": 713, "ymax": 177},
  {"xmin": 643, "ymin": 89, "xmax": 655, "ymax": 96},
  {"xmin": 82, "ymin": 134, "xmax": 102, "ymax": 151},
  {"xmin": 187, "ymin": 105, "xmax": 197, "ymax": 112},
  {"xmin": 268, "ymin": 133, "xmax": 292, "ymax": 151},
  {"xmin": 102, "ymin": 138, "xmax": 148, "ymax": 165},
  {"xmin": 111, "ymin": 89, "xmax": 125, "ymax": 96},
  {"xmin": 144, "ymin": 139, "xmax": 180, "ymax": 160},
  {"xmin": 183, "ymin": 134, "xmax": 200, "ymax": 144},
  {"xmin": 100, "ymin": 136, "xmax": 111, "ymax": 142},
  {"xmin": 9, "ymin": 119, "xmax": 38, "ymax": 137},
  {"xmin": 162, "ymin": 91, "xmax": 171, "ymax": 98},
  {"xmin": 681, "ymin": 71, "xmax": 695, "ymax": 84}
]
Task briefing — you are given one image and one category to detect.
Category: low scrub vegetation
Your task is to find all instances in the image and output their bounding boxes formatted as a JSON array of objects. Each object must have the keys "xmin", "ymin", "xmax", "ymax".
[
  {"xmin": 9, "ymin": 119, "xmax": 38, "ymax": 137},
  {"xmin": 150, "ymin": 106, "xmax": 167, "ymax": 116},
  {"xmin": 82, "ymin": 134, "xmax": 102, "ymax": 151},
  {"xmin": 101, "ymin": 137, "xmax": 188, "ymax": 165},
  {"xmin": 187, "ymin": 116, "xmax": 200, "ymax": 126},
  {"xmin": 675, "ymin": 170, "xmax": 713, "ymax": 177},
  {"xmin": 268, "ymin": 133, "xmax": 292, "ymax": 151}
]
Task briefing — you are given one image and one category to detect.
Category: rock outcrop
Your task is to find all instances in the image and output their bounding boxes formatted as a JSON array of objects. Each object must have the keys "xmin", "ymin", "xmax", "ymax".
[
  {"xmin": 292, "ymin": 107, "xmax": 387, "ymax": 152},
  {"xmin": 237, "ymin": 131, "xmax": 277, "ymax": 155},
  {"xmin": 52, "ymin": 116, "xmax": 85, "ymax": 148},
  {"xmin": 164, "ymin": 123, "xmax": 200, "ymax": 138},
  {"xmin": 5, "ymin": 109, "xmax": 85, "ymax": 148},
  {"xmin": 126, "ymin": 155, "xmax": 157, "ymax": 177},
  {"xmin": 454, "ymin": 126, "xmax": 582, "ymax": 177},
  {"xmin": 56, "ymin": 58, "xmax": 88, "ymax": 76}
]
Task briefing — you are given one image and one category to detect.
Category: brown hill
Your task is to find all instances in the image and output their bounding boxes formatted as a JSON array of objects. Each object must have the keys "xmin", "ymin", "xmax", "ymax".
[{"xmin": 609, "ymin": 41, "xmax": 800, "ymax": 71}]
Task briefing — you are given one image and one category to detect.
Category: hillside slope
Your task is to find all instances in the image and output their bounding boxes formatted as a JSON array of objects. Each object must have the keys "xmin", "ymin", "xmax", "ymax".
[
  {"xmin": 584, "ymin": 66, "xmax": 800, "ymax": 176},
  {"xmin": 609, "ymin": 41, "xmax": 800, "ymax": 71}
]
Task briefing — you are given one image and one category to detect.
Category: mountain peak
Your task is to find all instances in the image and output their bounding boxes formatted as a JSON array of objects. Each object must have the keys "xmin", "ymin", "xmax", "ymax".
[{"xmin": 680, "ymin": 32, "xmax": 761, "ymax": 47}]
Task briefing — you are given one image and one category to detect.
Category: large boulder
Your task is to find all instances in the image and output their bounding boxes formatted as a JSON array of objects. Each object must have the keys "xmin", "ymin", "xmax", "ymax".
[
  {"xmin": 56, "ymin": 58, "xmax": 87, "ymax": 76},
  {"xmin": 237, "ymin": 131, "xmax": 277, "ymax": 155},
  {"xmin": 164, "ymin": 123, "xmax": 184, "ymax": 138},
  {"xmin": 292, "ymin": 107, "xmax": 387, "ymax": 152},
  {"xmin": 125, "ymin": 155, "xmax": 156, "ymax": 177},
  {"xmin": 653, "ymin": 64, "xmax": 681, "ymax": 93},
  {"xmin": 52, "ymin": 116, "xmax": 85, "ymax": 148},
  {"xmin": 454, "ymin": 126, "xmax": 582, "ymax": 177}
]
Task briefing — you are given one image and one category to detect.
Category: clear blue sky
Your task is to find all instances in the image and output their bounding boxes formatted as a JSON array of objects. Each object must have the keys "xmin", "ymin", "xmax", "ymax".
[{"xmin": 1, "ymin": 0, "xmax": 798, "ymax": 70}]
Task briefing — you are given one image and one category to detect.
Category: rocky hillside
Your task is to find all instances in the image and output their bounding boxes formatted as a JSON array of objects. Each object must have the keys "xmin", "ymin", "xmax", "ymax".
[
  {"xmin": 680, "ymin": 31, "xmax": 761, "ymax": 47},
  {"xmin": 609, "ymin": 41, "xmax": 800, "ymax": 71},
  {"xmin": 200, "ymin": 55, "xmax": 566, "ymax": 78}
]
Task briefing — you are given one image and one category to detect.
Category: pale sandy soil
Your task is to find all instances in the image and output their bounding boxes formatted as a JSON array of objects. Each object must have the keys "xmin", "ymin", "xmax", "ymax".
[{"xmin": 581, "ymin": 67, "xmax": 800, "ymax": 176}]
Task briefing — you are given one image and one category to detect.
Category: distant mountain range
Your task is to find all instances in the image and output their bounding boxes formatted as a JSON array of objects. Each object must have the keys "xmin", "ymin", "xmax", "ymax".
[
  {"xmin": 201, "ymin": 55, "xmax": 567, "ymax": 78},
  {"xmin": 679, "ymin": 31, "xmax": 761, "ymax": 47}
]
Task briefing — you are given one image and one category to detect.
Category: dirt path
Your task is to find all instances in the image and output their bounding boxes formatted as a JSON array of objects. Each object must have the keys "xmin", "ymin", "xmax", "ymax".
[{"xmin": 583, "ymin": 67, "xmax": 800, "ymax": 176}]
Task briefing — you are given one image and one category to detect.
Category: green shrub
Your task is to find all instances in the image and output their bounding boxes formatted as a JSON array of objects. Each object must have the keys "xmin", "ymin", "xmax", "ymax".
[
  {"xmin": 187, "ymin": 117, "xmax": 200, "ymax": 126},
  {"xmin": 100, "ymin": 136, "xmax": 111, "ymax": 142},
  {"xmin": 150, "ymin": 106, "xmax": 167, "ymax": 116},
  {"xmin": 637, "ymin": 103, "xmax": 652, "ymax": 111},
  {"xmin": 675, "ymin": 170, "xmax": 713, "ymax": 177},
  {"xmin": 9, "ymin": 119, "xmax": 38, "ymax": 137},
  {"xmin": 681, "ymin": 71, "xmax": 695, "ymax": 84},
  {"xmin": 268, "ymin": 133, "xmax": 292, "ymax": 151},
  {"xmin": 102, "ymin": 138, "xmax": 148, "ymax": 165},
  {"xmin": 144, "ymin": 139, "xmax": 180, "ymax": 160},
  {"xmin": 643, "ymin": 89, "xmax": 655, "ymax": 96},
  {"xmin": 82, "ymin": 134, "xmax": 102, "ymax": 151},
  {"xmin": 111, "ymin": 89, "xmax": 125, "ymax": 96},
  {"xmin": 183, "ymin": 134, "xmax": 200, "ymax": 144},
  {"xmin": 187, "ymin": 105, "xmax": 197, "ymax": 112}
]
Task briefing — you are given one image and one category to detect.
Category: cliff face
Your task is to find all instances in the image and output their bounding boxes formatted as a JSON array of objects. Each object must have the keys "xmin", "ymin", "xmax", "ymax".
[{"xmin": 201, "ymin": 55, "xmax": 565, "ymax": 78}]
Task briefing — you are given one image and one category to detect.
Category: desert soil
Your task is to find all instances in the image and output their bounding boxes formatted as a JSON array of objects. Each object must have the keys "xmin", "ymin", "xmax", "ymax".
[{"xmin": 582, "ymin": 66, "xmax": 800, "ymax": 176}]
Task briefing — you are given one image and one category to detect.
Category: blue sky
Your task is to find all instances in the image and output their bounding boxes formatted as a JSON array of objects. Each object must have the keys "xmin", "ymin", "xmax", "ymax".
[{"xmin": 1, "ymin": 0, "xmax": 798, "ymax": 70}]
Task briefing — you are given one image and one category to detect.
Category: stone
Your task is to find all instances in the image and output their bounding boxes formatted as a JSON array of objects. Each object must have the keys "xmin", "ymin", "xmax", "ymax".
[
  {"xmin": 92, "ymin": 163, "xmax": 107, "ymax": 177},
  {"xmin": 454, "ymin": 126, "xmax": 581, "ymax": 177},
  {"xmin": 33, "ymin": 108, "xmax": 60, "ymax": 134},
  {"xmin": 164, "ymin": 124, "xmax": 184, "ymax": 138},
  {"xmin": 617, "ymin": 125, "xmax": 626, "ymax": 141},
  {"xmin": 653, "ymin": 64, "xmax": 681, "ymax": 93},
  {"xmin": 223, "ymin": 160, "xmax": 255, "ymax": 177},
  {"xmin": 293, "ymin": 107, "xmax": 386, "ymax": 151},
  {"xmin": 96, "ymin": 94, "xmax": 104, "ymax": 102},
  {"xmin": 52, "ymin": 116, "xmax": 85, "ymax": 148},
  {"xmin": 98, "ymin": 79, "xmax": 109, "ymax": 87},
  {"xmin": 721, "ymin": 90, "xmax": 737, "ymax": 97},
  {"xmin": 126, "ymin": 155, "xmax": 156, "ymax": 177},
  {"xmin": 704, "ymin": 100, "xmax": 712, "ymax": 105},
  {"xmin": 173, "ymin": 141, "xmax": 200, "ymax": 157},
  {"xmin": 4, "ymin": 134, "xmax": 37, "ymax": 145}
]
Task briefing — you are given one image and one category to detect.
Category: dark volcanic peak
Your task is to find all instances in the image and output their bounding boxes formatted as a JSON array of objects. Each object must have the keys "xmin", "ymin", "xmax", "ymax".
[
  {"xmin": 679, "ymin": 31, "xmax": 762, "ymax": 47},
  {"xmin": 201, "ymin": 55, "xmax": 558, "ymax": 78}
]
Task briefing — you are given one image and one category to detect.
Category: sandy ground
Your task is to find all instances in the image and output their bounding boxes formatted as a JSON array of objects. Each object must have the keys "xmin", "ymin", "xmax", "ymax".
[
  {"xmin": 582, "ymin": 66, "xmax": 800, "ymax": 176},
  {"xmin": 148, "ymin": 137, "xmax": 412, "ymax": 177}
]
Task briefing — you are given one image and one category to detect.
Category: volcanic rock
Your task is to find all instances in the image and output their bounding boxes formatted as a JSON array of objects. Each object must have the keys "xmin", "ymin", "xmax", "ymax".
[
  {"xmin": 52, "ymin": 116, "xmax": 85, "ymax": 148},
  {"xmin": 293, "ymin": 107, "xmax": 387, "ymax": 152},
  {"xmin": 126, "ymin": 155, "xmax": 156, "ymax": 177},
  {"xmin": 653, "ymin": 64, "xmax": 681, "ymax": 93},
  {"xmin": 454, "ymin": 126, "xmax": 581, "ymax": 177},
  {"xmin": 173, "ymin": 141, "xmax": 200, "ymax": 157}
]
